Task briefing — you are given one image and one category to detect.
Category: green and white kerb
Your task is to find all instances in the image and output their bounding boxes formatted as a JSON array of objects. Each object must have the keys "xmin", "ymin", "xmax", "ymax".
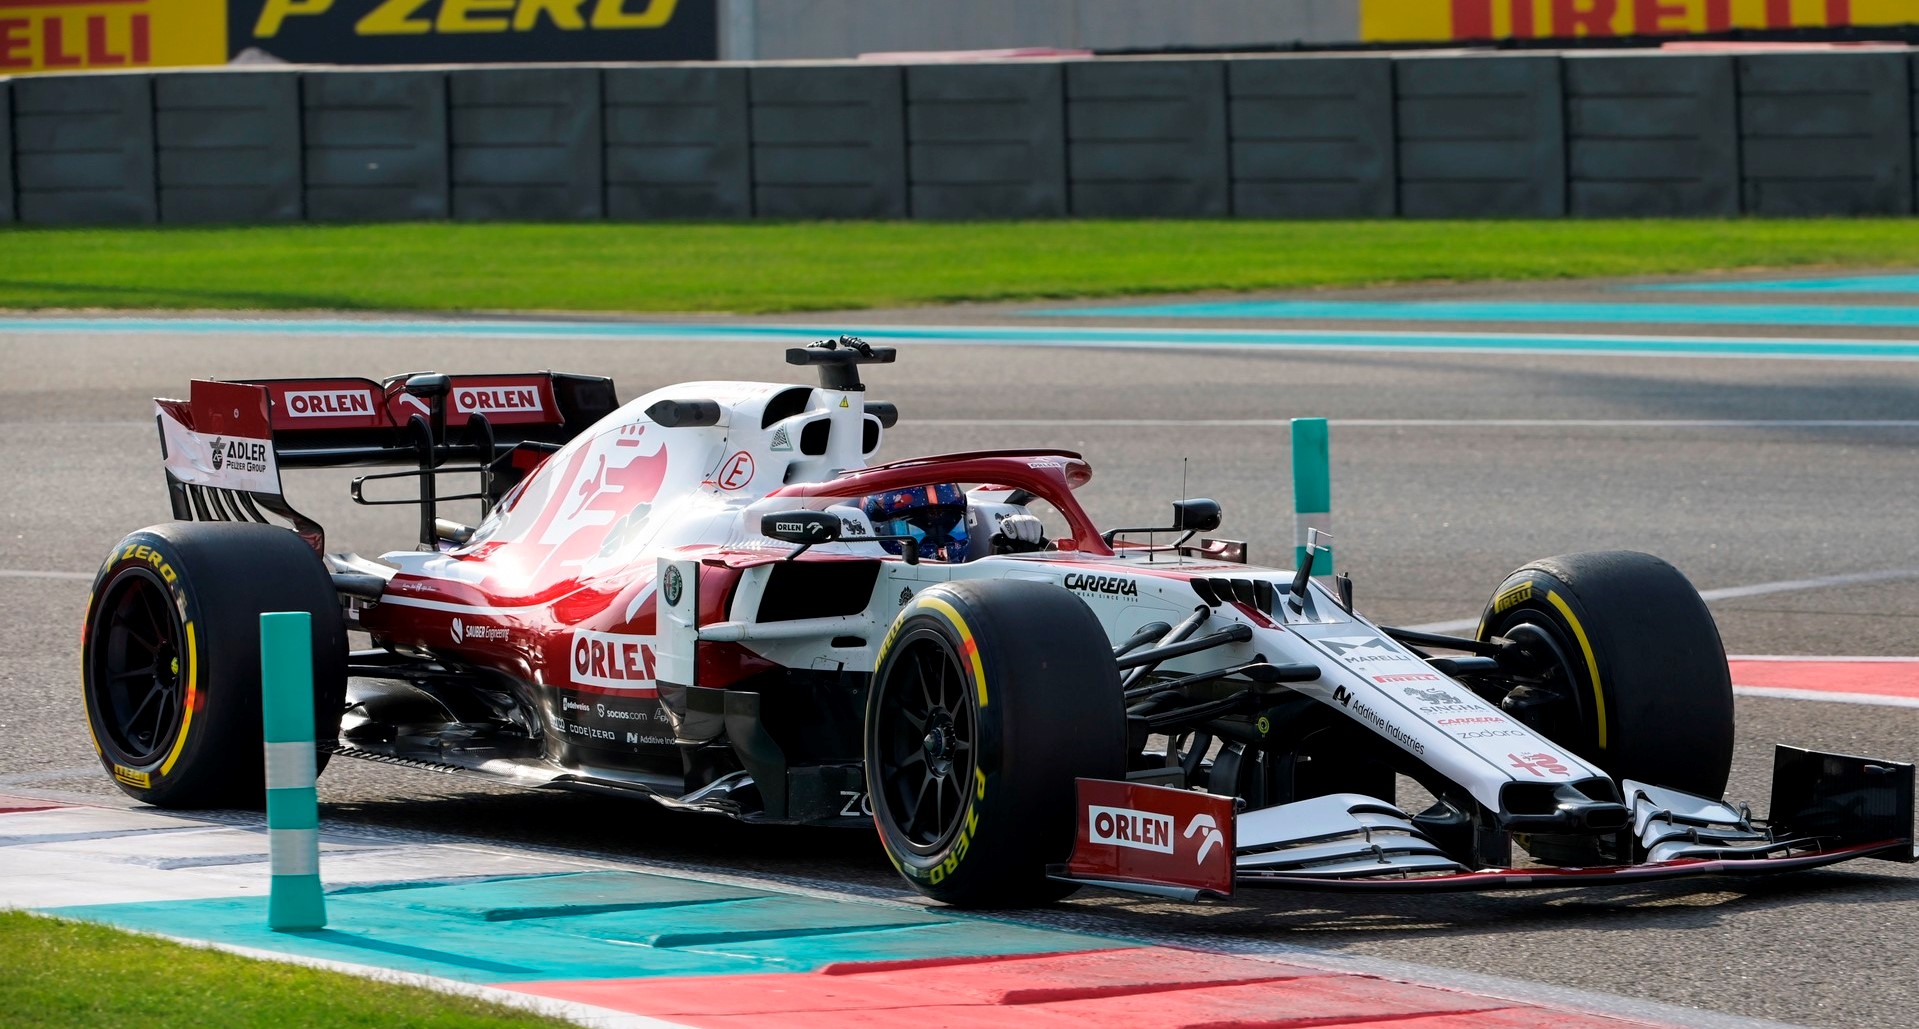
[
  {"xmin": 1290, "ymin": 417, "xmax": 1333, "ymax": 577},
  {"xmin": 260, "ymin": 612, "xmax": 326, "ymax": 932}
]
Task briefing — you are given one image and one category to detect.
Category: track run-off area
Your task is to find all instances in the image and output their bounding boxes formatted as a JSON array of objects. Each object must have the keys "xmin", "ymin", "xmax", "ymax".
[{"xmin": 4, "ymin": 272, "xmax": 1919, "ymax": 1027}]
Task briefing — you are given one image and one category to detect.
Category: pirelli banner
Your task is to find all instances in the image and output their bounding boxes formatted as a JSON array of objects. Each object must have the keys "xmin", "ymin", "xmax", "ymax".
[
  {"xmin": 0, "ymin": 0, "xmax": 714, "ymax": 72},
  {"xmin": 1362, "ymin": 0, "xmax": 1919, "ymax": 41}
]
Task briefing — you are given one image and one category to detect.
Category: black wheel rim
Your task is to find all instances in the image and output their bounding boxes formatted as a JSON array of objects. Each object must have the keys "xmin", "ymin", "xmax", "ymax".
[
  {"xmin": 89, "ymin": 570, "xmax": 186, "ymax": 765},
  {"xmin": 873, "ymin": 630, "xmax": 978, "ymax": 854},
  {"xmin": 1493, "ymin": 618, "xmax": 1593, "ymax": 751}
]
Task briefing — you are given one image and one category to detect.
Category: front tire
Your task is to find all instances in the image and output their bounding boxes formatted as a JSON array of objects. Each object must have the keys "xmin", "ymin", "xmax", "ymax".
[
  {"xmin": 865, "ymin": 580, "xmax": 1125, "ymax": 907},
  {"xmin": 82, "ymin": 522, "xmax": 347, "ymax": 808},
  {"xmin": 1477, "ymin": 550, "xmax": 1733, "ymax": 798}
]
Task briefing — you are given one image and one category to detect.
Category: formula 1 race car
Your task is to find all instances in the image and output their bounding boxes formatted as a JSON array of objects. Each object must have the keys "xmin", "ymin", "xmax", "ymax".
[{"xmin": 82, "ymin": 339, "xmax": 1914, "ymax": 906}]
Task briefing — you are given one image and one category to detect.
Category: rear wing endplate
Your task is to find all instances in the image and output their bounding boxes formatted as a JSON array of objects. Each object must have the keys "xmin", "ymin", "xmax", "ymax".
[{"xmin": 154, "ymin": 371, "xmax": 618, "ymax": 554}]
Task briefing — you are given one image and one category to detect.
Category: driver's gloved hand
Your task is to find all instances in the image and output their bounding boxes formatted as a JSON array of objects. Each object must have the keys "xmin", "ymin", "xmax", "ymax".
[{"xmin": 994, "ymin": 514, "xmax": 1047, "ymax": 553}]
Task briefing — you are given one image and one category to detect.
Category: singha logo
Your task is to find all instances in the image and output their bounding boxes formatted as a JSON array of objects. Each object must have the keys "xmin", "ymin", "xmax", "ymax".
[
  {"xmin": 209, "ymin": 437, "xmax": 225, "ymax": 470},
  {"xmin": 1403, "ymin": 686, "xmax": 1451, "ymax": 705}
]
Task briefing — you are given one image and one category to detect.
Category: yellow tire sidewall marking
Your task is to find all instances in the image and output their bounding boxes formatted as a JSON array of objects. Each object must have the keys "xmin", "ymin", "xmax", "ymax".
[
  {"xmin": 159, "ymin": 619, "xmax": 197, "ymax": 776},
  {"xmin": 874, "ymin": 592, "xmax": 992, "ymax": 885},
  {"xmin": 915, "ymin": 596, "xmax": 988, "ymax": 710},
  {"xmin": 1545, "ymin": 589, "xmax": 1607, "ymax": 751}
]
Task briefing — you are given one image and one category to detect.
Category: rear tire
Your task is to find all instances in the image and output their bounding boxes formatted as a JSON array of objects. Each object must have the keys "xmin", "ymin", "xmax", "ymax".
[
  {"xmin": 82, "ymin": 522, "xmax": 347, "ymax": 808},
  {"xmin": 1477, "ymin": 550, "xmax": 1733, "ymax": 798},
  {"xmin": 865, "ymin": 580, "xmax": 1125, "ymax": 907}
]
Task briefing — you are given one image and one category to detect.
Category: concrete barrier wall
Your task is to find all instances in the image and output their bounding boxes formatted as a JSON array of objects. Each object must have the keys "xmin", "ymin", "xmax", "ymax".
[
  {"xmin": 1067, "ymin": 60, "xmax": 1228, "ymax": 217},
  {"xmin": 1564, "ymin": 55, "xmax": 1738, "ymax": 218},
  {"xmin": 451, "ymin": 68, "xmax": 603, "ymax": 221},
  {"xmin": 303, "ymin": 72, "xmax": 449, "ymax": 222},
  {"xmin": 13, "ymin": 74, "xmax": 156, "ymax": 225},
  {"xmin": 1, "ymin": 49, "xmax": 1914, "ymax": 224},
  {"xmin": 1396, "ymin": 55, "xmax": 1566, "ymax": 218},
  {"xmin": 156, "ymin": 72, "xmax": 302, "ymax": 224},
  {"xmin": 0, "ymin": 82, "xmax": 11, "ymax": 225},
  {"xmin": 606, "ymin": 67, "xmax": 750, "ymax": 219},
  {"xmin": 907, "ymin": 63, "xmax": 1066, "ymax": 219},
  {"xmin": 750, "ymin": 65, "xmax": 907, "ymax": 218},
  {"xmin": 1739, "ymin": 52, "xmax": 1914, "ymax": 216},
  {"xmin": 1228, "ymin": 56, "xmax": 1394, "ymax": 218}
]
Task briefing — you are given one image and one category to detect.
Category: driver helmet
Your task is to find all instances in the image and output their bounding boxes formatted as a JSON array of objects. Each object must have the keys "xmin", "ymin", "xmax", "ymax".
[{"xmin": 861, "ymin": 483, "xmax": 968, "ymax": 562}]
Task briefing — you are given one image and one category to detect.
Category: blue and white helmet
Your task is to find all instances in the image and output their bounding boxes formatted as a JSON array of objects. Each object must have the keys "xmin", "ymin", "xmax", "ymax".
[{"xmin": 861, "ymin": 483, "xmax": 968, "ymax": 562}]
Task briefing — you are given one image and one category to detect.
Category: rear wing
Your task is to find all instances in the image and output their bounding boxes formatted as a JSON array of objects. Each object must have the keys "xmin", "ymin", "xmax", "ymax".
[{"xmin": 154, "ymin": 371, "xmax": 618, "ymax": 554}]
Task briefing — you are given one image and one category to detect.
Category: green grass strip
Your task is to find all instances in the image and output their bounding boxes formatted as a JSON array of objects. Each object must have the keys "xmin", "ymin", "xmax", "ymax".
[
  {"xmin": 3, "ymin": 220, "xmax": 1919, "ymax": 314},
  {"xmin": 0, "ymin": 911, "xmax": 577, "ymax": 1029}
]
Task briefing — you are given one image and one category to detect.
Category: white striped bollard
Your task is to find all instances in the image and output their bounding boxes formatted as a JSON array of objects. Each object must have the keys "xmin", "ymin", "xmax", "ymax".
[{"xmin": 261, "ymin": 611, "xmax": 326, "ymax": 932}]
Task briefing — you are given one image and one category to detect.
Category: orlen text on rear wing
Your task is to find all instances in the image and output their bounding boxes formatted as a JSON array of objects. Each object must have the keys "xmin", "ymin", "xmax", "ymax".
[{"xmin": 154, "ymin": 371, "xmax": 618, "ymax": 554}]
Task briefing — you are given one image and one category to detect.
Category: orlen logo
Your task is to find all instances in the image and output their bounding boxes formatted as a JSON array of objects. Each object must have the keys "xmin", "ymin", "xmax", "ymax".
[
  {"xmin": 1087, "ymin": 805, "xmax": 1174, "ymax": 854},
  {"xmin": 285, "ymin": 389, "xmax": 374, "ymax": 418},
  {"xmin": 570, "ymin": 629, "xmax": 657, "ymax": 690},
  {"xmin": 454, "ymin": 386, "xmax": 543, "ymax": 415}
]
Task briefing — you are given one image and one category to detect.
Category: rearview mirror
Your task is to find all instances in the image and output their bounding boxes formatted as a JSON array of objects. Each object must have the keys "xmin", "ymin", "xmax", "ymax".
[
  {"xmin": 762, "ymin": 511, "xmax": 841, "ymax": 545},
  {"xmin": 1171, "ymin": 499, "xmax": 1222, "ymax": 533}
]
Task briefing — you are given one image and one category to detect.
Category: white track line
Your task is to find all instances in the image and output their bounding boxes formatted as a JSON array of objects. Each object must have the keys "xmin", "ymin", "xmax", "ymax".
[
  {"xmin": 1731, "ymin": 686, "xmax": 1919, "ymax": 709},
  {"xmin": 0, "ymin": 767, "xmax": 103, "ymax": 788},
  {"xmin": 1731, "ymin": 654, "xmax": 1919, "ymax": 663},
  {"xmin": 1405, "ymin": 565, "xmax": 1919, "ymax": 634},
  {"xmin": 913, "ymin": 418, "xmax": 1919, "ymax": 428}
]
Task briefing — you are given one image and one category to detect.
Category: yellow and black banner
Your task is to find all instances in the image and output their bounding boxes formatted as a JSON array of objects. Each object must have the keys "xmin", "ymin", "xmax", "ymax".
[
  {"xmin": 1362, "ymin": 0, "xmax": 1919, "ymax": 41},
  {"xmin": 0, "ymin": 0, "xmax": 225, "ymax": 71},
  {"xmin": 0, "ymin": 0, "xmax": 714, "ymax": 72},
  {"xmin": 229, "ymin": 0, "xmax": 715, "ymax": 63}
]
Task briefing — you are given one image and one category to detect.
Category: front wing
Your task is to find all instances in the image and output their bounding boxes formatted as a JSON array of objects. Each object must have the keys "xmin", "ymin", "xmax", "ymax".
[{"xmin": 1053, "ymin": 746, "xmax": 1915, "ymax": 901}]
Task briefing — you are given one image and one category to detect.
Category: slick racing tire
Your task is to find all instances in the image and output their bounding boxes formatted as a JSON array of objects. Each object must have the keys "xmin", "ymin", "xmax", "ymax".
[
  {"xmin": 1477, "ymin": 550, "xmax": 1733, "ymax": 798},
  {"xmin": 865, "ymin": 580, "xmax": 1125, "ymax": 908},
  {"xmin": 82, "ymin": 522, "xmax": 347, "ymax": 808}
]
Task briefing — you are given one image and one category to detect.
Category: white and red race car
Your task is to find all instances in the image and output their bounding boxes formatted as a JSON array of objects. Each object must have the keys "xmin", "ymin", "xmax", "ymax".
[{"xmin": 82, "ymin": 338, "xmax": 1913, "ymax": 906}]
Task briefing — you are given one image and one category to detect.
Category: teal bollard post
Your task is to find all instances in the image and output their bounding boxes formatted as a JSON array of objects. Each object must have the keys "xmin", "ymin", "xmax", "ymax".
[
  {"xmin": 260, "ymin": 611, "xmax": 326, "ymax": 932},
  {"xmin": 1290, "ymin": 417, "xmax": 1333, "ymax": 577}
]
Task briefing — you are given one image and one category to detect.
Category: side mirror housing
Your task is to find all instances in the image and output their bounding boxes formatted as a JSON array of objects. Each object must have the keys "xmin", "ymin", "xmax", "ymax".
[
  {"xmin": 762, "ymin": 511, "xmax": 841, "ymax": 545},
  {"xmin": 1171, "ymin": 498, "xmax": 1222, "ymax": 533}
]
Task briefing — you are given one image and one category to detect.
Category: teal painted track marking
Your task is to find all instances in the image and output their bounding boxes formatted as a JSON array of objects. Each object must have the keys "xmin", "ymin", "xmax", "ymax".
[
  {"xmin": 1632, "ymin": 274, "xmax": 1919, "ymax": 294},
  {"xmin": 12, "ymin": 315, "xmax": 1919, "ymax": 362},
  {"xmin": 47, "ymin": 870, "xmax": 1112, "ymax": 984},
  {"xmin": 1032, "ymin": 299, "xmax": 1919, "ymax": 327}
]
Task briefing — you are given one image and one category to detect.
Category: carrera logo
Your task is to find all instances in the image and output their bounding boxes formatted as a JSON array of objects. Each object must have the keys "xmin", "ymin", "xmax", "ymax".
[
  {"xmin": 453, "ymin": 386, "xmax": 543, "ymax": 415},
  {"xmin": 1374, "ymin": 673, "xmax": 1441, "ymax": 683},
  {"xmin": 1063, "ymin": 573, "xmax": 1138, "ymax": 598},
  {"xmin": 1087, "ymin": 805, "xmax": 1174, "ymax": 854},
  {"xmin": 285, "ymin": 389, "xmax": 374, "ymax": 418},
  {"xmin": 1438, "ymin": 716, "xmax": 1506, "ymax": 726},
  {"xmin": 571, "ymin": 629, "xmax": 657, "ymax": 690}
]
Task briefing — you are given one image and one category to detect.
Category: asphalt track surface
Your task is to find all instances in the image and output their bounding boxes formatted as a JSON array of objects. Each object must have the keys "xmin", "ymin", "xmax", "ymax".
[{"xmin": 6, "ymin": 274, "xmax": 1919, "ymax": 1028}]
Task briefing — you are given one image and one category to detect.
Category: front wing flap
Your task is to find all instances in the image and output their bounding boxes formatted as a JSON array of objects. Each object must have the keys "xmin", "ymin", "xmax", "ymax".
[{"xmin": 1052, "ymin": 746, "xmax": 1914, "ymax": 901}]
